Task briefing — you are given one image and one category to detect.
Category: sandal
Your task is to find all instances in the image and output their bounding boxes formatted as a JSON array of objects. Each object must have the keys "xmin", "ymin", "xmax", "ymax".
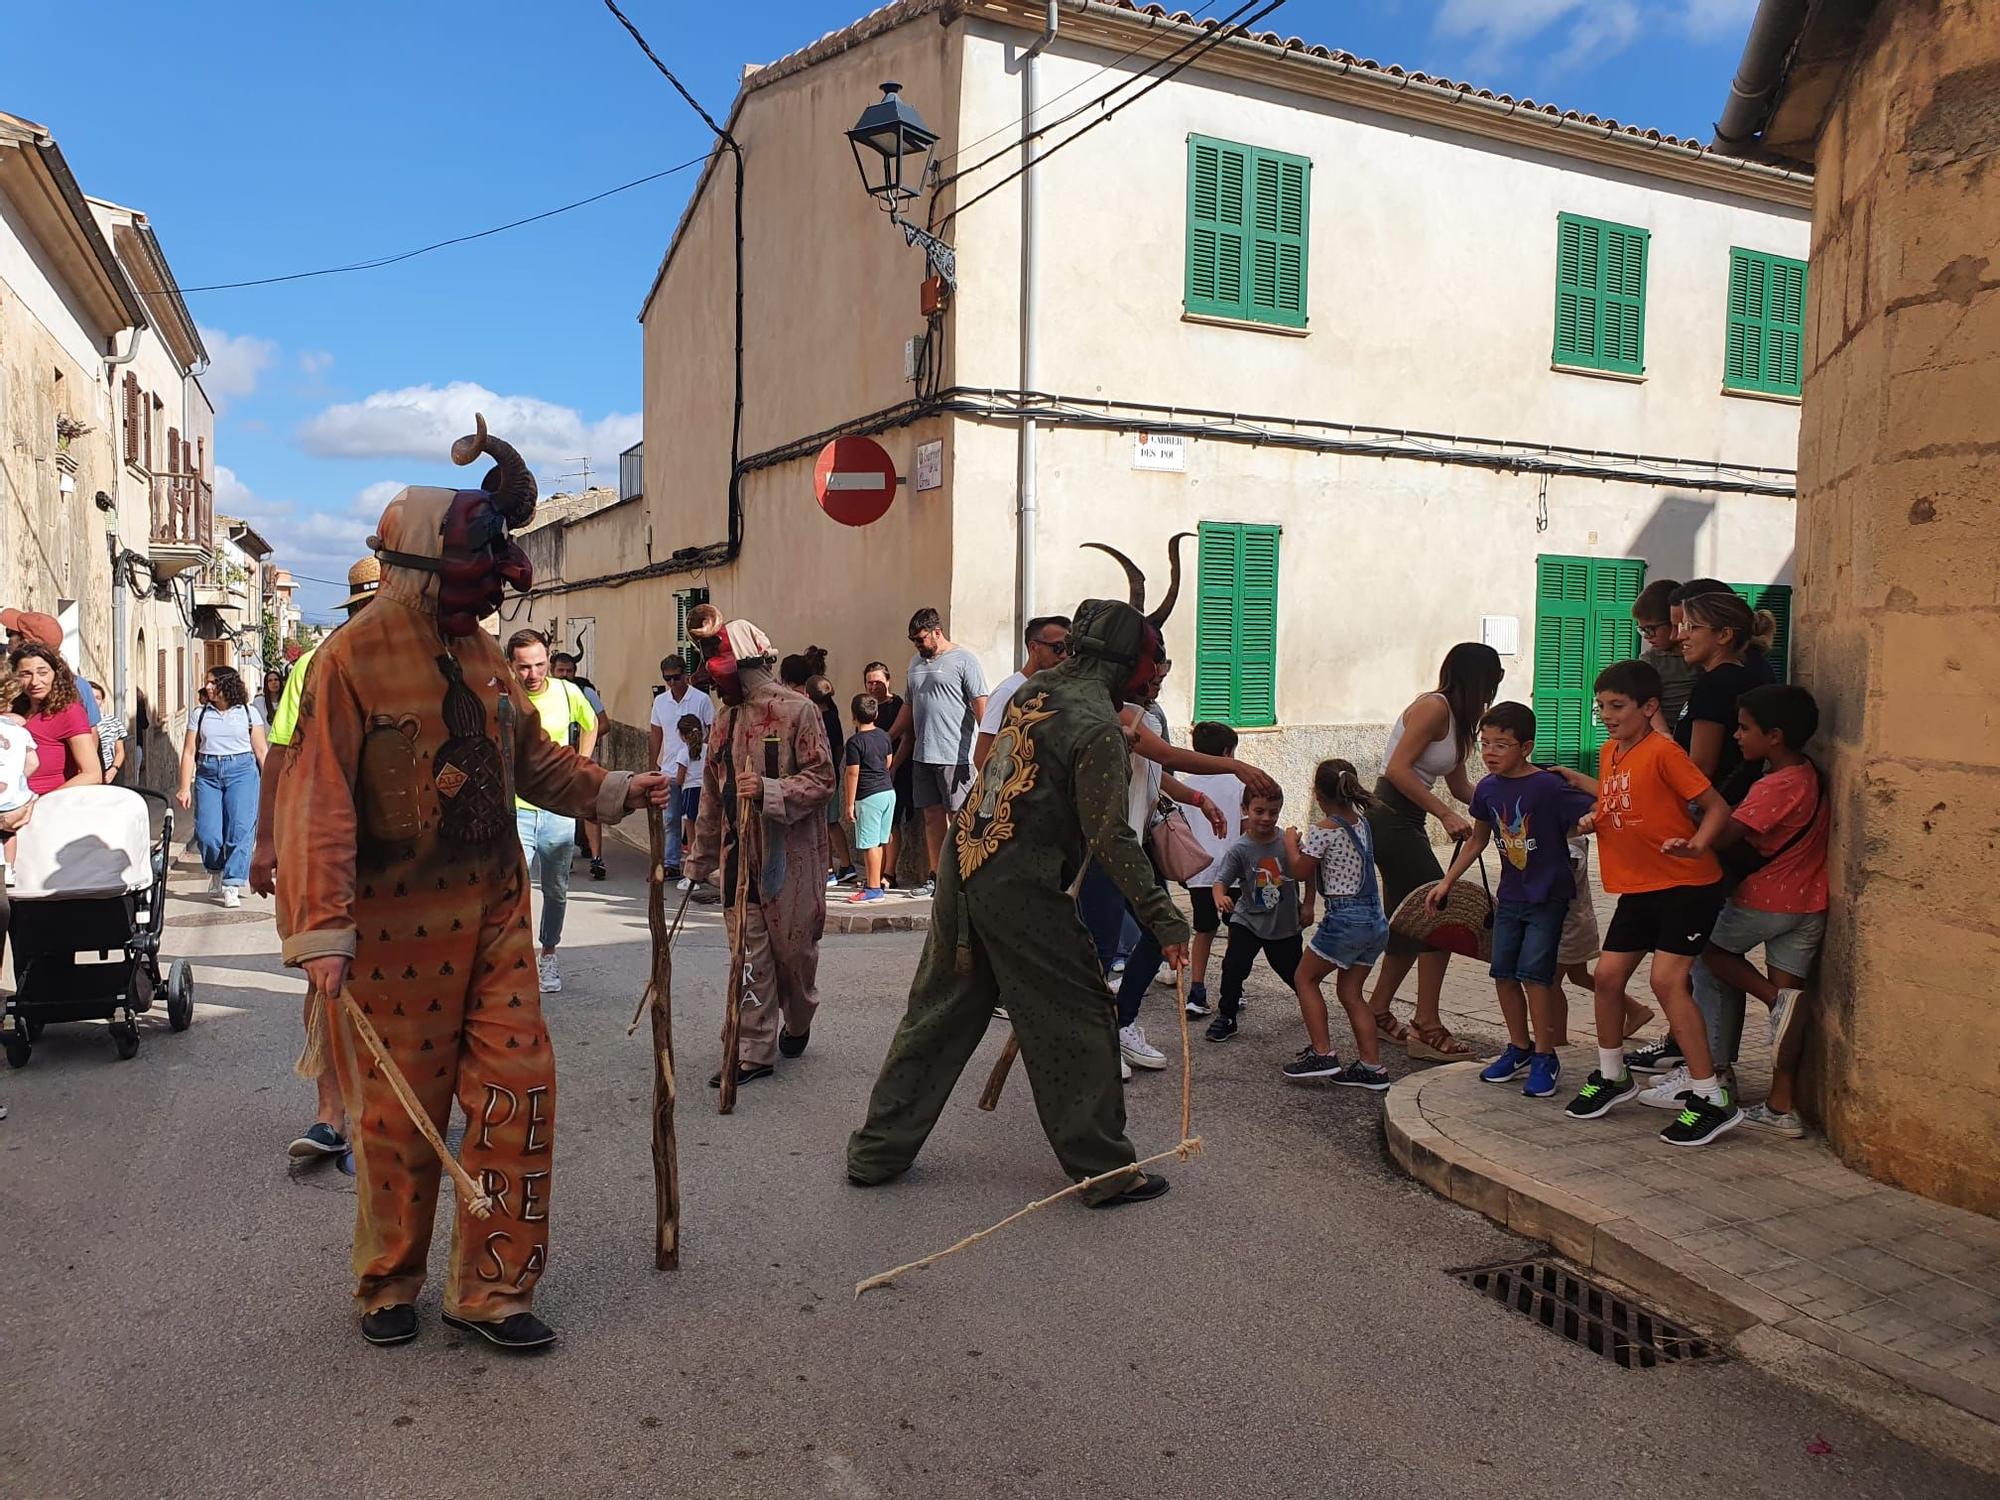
[
  {"xmin": 1621, "ymin": 1001, "xmax": 1656, "ymax": 1041},
  {"xmin": 1407, "ymin": 1022, "xmax": 1472, "ymax": 1062},
  {"xmin": 1371, "ymin": 1008, "xmax": 1410, "ymax": 1046}
]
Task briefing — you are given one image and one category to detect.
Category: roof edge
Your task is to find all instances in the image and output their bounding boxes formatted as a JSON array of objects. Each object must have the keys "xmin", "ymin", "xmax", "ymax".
[{"xmin": 0, "ymin": 115, "xmax": 146, "ymax": 333}]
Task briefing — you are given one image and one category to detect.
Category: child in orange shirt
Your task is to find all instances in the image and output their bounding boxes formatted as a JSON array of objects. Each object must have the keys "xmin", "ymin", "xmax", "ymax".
[{"xmin": 1558, "ymin": 661, "xmax": 1738, "ymax": 1146}]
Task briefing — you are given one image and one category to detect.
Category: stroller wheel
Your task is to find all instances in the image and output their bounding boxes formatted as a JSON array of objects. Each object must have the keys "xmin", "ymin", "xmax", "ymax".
[
  {"xmin": 167, "ymin": 960, "xmax": 195, "ymax": 1034},
  {"xmin": 5, "ymin": 1034, "xmax": 29, "ymax": 1069},
  {"xmin": 25, "ymin": 1018, "xmax": 44, "ymax": 1041},
  {"xmin": 113, "ymin": 1026, "xmax": 140, "ymax": 1061}
]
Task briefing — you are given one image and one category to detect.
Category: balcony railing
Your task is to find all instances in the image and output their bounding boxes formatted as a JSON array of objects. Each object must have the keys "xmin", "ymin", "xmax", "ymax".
[{"xmin": 150, "ymin": 470, "xmax": 213, "ymax": 553}]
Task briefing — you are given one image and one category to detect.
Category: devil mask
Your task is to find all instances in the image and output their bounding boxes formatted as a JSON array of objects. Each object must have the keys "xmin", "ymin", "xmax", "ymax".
[
  {"xmin": 1081, "ymin": 534, "xmax": 1188, "ymax": 702},
  {"xmin": 687, "ymin": 604, "xmax": 774, "ymax": 706},
  {"xmin": 370, "ymin": 413, "xmax": 538, "ymax": 637}
]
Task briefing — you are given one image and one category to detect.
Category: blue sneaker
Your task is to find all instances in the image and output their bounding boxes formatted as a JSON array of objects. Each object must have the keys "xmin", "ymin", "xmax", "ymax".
[
  {"xmin": 1479, "ymin": 1043, "xmax": 1535, "ymax": 1084},
  {"xmin": 1523, "ymin": 1052, "xmax": 1561, "ymax": 1098}
]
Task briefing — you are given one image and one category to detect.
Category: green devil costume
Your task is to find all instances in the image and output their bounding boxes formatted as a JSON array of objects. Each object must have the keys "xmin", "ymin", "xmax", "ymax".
[{"xmin": 846, "ymin": 598, "xmax": 1190, "ymax": 1203}]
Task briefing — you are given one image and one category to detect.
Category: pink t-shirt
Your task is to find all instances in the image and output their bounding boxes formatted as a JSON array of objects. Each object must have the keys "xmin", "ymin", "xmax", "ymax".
[
  {"xmin": 24, "ymin": 701, "xmax": 90, "ymax": 795},
  {"xmin": 1733, "ymin": 762, "xmax": 1829, "ymax": 913}
]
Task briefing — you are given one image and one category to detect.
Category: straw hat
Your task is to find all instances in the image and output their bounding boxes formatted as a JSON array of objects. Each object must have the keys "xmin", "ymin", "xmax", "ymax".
[{"xmin": 339, "ymin": 556, "xmax": 381, "ymax": 612}]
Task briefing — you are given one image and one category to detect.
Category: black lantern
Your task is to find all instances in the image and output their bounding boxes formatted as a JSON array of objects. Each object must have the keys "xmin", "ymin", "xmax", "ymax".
[{"xmin": 846, "ymin": 81, "xmax": 939, "ymax": 207}]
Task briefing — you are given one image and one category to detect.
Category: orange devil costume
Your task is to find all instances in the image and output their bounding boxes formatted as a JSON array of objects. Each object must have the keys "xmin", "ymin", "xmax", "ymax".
[{"xmin": 277, "ymin": 421, "xmax": 638, "ymax": 1343}]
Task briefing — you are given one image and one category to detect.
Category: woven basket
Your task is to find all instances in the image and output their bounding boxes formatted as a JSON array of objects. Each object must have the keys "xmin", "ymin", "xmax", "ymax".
[{"xmin": 1388, "ymin": 866, "xmax": 1495, "ymax": 962}]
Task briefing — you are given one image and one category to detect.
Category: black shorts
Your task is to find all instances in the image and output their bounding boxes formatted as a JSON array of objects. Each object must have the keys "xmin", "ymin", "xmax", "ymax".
[
  {"xmin": 1189, "ymin": 886, "xmax": 1238, "ymax": 936},
  {"xmin": 1603, "ymin": 882, "xmax": 1729, "ymax": 958}
]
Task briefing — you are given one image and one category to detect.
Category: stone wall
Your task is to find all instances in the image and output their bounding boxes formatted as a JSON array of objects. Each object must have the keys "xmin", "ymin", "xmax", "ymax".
[{"xmin": 1793, "ymin": 0, "xmax": 2000, "ymax": 1214}]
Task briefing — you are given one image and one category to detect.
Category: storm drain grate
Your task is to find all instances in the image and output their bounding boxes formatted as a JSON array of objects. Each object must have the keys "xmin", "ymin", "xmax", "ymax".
[{"xmin": 1453, "ymin": 1257, "xmax": 1724, "ymax": 1369}]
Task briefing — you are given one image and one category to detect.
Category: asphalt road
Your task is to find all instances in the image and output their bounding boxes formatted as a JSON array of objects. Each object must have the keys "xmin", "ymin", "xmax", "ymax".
[{"xmin": 2, "ymin": 841, "xmax": 1991, "ymax": 1499}]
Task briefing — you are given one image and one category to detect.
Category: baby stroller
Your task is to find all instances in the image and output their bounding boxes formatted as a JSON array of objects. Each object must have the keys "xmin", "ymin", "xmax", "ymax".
[{"xmin": 2, "ymin": 784, "xmax": 192, "ymax": 1068}]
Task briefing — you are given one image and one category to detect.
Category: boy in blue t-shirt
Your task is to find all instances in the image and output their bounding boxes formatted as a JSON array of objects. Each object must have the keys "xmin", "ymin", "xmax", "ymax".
[{"xmin": 1428, "ymin": 702, "xmax": 1596, "ymax": 1098}]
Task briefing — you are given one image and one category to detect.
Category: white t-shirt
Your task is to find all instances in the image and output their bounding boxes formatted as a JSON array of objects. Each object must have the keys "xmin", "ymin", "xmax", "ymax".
[
  {"xmin": 979, "ymin": 671, "xmax": 1027, "ymax": 736},
  {"xmin": 0, "ymin": 718, "xmax": 34, "ymax": 813},
  {"xmin": 1179, "ymin": 770, "xmax": 1242, "ymax": 887},
  {"xmin": 650, "ymin": 687, "xmax": 715, "ymax": 772},
  {"xmin": 1303, "ymin": 816, "xmax": 1371, "ymax": 897},
  {"xmin": 1120, "ymin": 702, "xmax": 1165, "ymax": 839}
]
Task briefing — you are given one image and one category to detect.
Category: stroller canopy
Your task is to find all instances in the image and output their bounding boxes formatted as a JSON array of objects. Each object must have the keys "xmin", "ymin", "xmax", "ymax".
[{"xmin": 11, "ymin": 785, "xmax": 155, "ymax": 901}]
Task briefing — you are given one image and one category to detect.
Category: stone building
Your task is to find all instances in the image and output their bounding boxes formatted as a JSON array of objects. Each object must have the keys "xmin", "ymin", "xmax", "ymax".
[{"xmin": 1716, "ymin": 0, "xmax": 2000, "ymax": 1213}]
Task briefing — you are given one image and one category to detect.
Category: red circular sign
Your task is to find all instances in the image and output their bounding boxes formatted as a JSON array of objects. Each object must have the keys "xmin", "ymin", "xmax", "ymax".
[{"xmin": 813, "ymin": 436, "xmax": 898, "ymax": 527}]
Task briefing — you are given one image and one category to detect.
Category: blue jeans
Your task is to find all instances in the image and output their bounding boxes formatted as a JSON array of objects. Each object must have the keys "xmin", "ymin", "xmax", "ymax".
[
  {"xmin": 1077, "ymin": 860, "xmax": 1166, "ymax": 1028},
  {"xmin": 1489, "ymin": 897, "xmax": 1568, "ymax": 986},
  {"xmin": 194, "ymin": 752, "xmax": 259, "ymax": 887},
  {"xmin": 661, "ymin": 803, "xmax": 684, "ymax": 870},
  {"xmin": 515, "ymin": 806, "xmax": 577, "ymax": 950}
]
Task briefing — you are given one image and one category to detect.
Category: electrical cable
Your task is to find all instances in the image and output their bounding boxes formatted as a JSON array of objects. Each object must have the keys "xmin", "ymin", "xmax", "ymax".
[
  {"xmin": 143, "ymin": 159, "xmax": 708, "ymax": 296},
  {"xmin": 936, "ymin": 0, "xmax": 1287, "ymax": 234}
]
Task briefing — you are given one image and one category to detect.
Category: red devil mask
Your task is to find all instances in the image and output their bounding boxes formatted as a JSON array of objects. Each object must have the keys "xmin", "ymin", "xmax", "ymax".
[
  {"xmin": 691, "ymin": 628, "xmax": 741, "ymax": 705},
  {"xmin": 1121, "ymin": 622, "xmax": 1164, "ymax": 705}
]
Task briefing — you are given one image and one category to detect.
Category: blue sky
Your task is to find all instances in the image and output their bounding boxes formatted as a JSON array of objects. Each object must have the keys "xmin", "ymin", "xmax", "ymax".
[{"xmin": 2, "ymin": 0, "xmax": 1756, "ymax": 621}]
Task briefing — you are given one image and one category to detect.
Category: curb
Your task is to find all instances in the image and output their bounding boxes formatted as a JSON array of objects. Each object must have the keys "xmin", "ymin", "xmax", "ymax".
[
  {"xmin": 824, "ymin": 907, "xmax": 931, "ymax": 935},
  {"xmin": 1385, "ymin": 1065, "xmax": 2000, "ymax": 1429}
]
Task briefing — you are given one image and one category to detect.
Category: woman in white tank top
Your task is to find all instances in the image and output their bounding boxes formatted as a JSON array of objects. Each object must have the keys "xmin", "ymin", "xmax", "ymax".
[{"xmin": 1364, "ymin": 644, "xmax": 1506, "ymax": 1060}]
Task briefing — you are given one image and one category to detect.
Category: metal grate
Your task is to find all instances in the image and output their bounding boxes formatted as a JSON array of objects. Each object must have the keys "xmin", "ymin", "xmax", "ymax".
[{"xmin": 1454, "ymin": 1257, "xmax": 1723, "ymax": 1369}]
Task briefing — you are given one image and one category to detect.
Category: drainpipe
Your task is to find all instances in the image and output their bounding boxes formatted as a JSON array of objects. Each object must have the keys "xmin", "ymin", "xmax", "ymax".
[
  {"xmin": 1713, "ymin": 0, "xmax": 1813, "ymax": 151},
  {"xmin": 108, "ymin": 531, "xmax": 130, "ymax": 750},
  {"xmin": 1015, "ymin": 1, "xmax": 1058, "ymax": 655}
]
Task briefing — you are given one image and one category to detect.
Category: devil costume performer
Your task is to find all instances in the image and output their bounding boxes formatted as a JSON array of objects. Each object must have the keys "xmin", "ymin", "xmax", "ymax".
[
  {"xmin": 681, "ymin": 610, "xmax": 835, "ymax": 1087},
  {"xmin": 277, "ymin": 417, "xmax": 655, "ymax": 1350},
  {"xmin": 846, "ymin": 596, "xmax": 1191, "ymax": 1203}
]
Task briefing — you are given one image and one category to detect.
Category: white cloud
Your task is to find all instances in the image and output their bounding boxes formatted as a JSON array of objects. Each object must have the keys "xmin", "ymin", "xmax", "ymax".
[
  {"xmin": 297, "ymin": 381, "xmax": 639, "ymax": 491},
  {"xmin": 1677, "ymin": 0, "xmax": 1757, "ymax": 42},
  {"xmin": 298, "ymin": 350, "xmax": 335, "ymax": 376},
  {"xmin": 212, "ymin": 464, "xmax": 400, "ymax": 617},
  {"xmin": 1433, "ymin": 0, "xmax": 1643, "ymax": 74},
  {"xmin": 196, "ymin": 325, "xmax": 278, "ymax": 411}
]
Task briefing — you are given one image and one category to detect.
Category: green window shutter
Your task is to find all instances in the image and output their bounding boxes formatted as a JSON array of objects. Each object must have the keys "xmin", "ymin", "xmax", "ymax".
[
  {"xmin": 1729, "ymin": 582, "xmax": 1792, "ymax": 680},
  {"xmin": 1532, "ymin": 555, "xmax": 1647, "ymax": 770},
  {"xmin": 673, "ymin": 586, "xmax": 710, "ymax": 671},
  {"xmin": 1724, "ymin": 248, "xmax": 1807, "ymax": 397},
  {"xmin": 1188, "ymin": 137, "xmax": 1307, "ymax": 329},
  {"xmin": 1194, "ymin": 522, "xmax": 1281, "ymax": 729},
  {"xmin": 1554, "ymin": 213, "xmax": 1648, "ymax": 375}
]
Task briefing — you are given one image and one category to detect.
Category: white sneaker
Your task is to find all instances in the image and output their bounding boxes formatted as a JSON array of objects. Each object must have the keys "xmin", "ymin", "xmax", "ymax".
[
  {"xmin": 675, "ymin": 877, "xmax": 693, "ymax": 892},
  {"xmin": 1119, "ymin": 1022, "xmax": 1167, "ymax": 1070},
  {"xmin": 1120, "ymin": 1056, "xmax": 1133, "ymax": 1082},
  {"xmin": 1742, "ymin": 1102, "xmax": 1806, "ymax": 1138},
  {"xmin": 537, "ymin": 953, "xmax": 561, "ymax": 994},
  {"xmin": 221, "ymin": 886, "xmax": 241, "ymax": 909},
  {"xmin": 1638, "ymin": 1064, "xmax": 1696, "ymax": 1110}
]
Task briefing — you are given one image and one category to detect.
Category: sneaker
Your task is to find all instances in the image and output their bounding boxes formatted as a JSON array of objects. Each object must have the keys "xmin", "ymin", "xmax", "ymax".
[
  {"xmin": 852, "ymin": 886, "xmax": 888, "ymax": 904},
  {"xmin": 1624, "ymin": 1036, "xmax": 1686, "ymax": 1075},
  {"xmin": 537, "ymin": 953, "xmax": 561, "ymax": 994},
  {"xmin": 1769, "ymin": 987, "xmax": 1806, "ymax": 1056},
  {"xmin": 1330, "ymin": 1060, "xmax": 1391, "ymax": 1091},
  {"xmin": 360, "ymin": 1303, "xmax": 419, "ymax": 1346},
  {"xmin": 1282, "ymin": 1046, "xmax": 1342, "ymax": 1082},
  {"xmin": 921, "ymin": 877, "xmax": 936, "ymax": 898},
  {"xmin": 1479, "ymin": 1043, "xmax": 1536, "ymax": 1084},
  {"xmin": 1523, "ymin": 1052, "xmax": 1561, "ymax": 1098},
  {"xmin": 837, "ymin": 866, "xmax": 859, "ymax": 885},
  {"xmin": 1183, "ymin": 982, "xmax": 1211, "ymax": 1017},
  {"xmin": 589, "ymin": 860, "xmax": 607, "ymax": 882},
  {"xmin": 440, "ymin": 1310, "xmax": 557, "ymax": 1351},
  {"xmin": 1741, "ymin": 1102, "xmax": 1806, "ymax": 1138},
  {"xmin": 1638, "ymin": 1064, "xmax": 1697, "ymax": 1111},
  {"xmin": 1660, "ymin": 1092, "xmax": 1743, "ymax": 1147},
  {"xmin": 664, "ymin": 865, "xmax": 682, "ymax": 879},
  {"xmin": 221, "ymin": 886, "xmax": 241, "ymax": 909},
  {"xmin": 1110, "ymin": 955, "xmax": 1128, "ymax": 976},
  {"xmin": 1087, "ymin": 1170, "xmax": 1171, "ymax": 1209},
  {"xmin": 288, "ymin": 1122, "xmax": 348, "ymax": 1159},
  {"xmin": 1204, "ymin": 1014, "xmax": 1239, "ymax": 1043},
  {"xmin": 1120, "ymin": 1022, "xmax": 1168, "ymax": 1069},
  {"xmin": 1564, "ymin": 1069, "xmax": 1637, "ymax": 1120},
  {"xmin": 1120, "ymin": 1056, "xmax": 1132, "ymax": 1082},
  {"xmin": 676, "ymin": 877, "xmax": 693, "ymax": 892}
]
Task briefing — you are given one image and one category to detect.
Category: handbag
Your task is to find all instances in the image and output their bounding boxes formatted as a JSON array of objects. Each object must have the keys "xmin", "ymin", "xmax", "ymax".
[
  {"xmin": 1148, "ymin": 797, "xmax": 1213, "ymax": 883},
  {"xmin": 1388, "ymin": 854, "xmax": 1496, "ymax": 962}
]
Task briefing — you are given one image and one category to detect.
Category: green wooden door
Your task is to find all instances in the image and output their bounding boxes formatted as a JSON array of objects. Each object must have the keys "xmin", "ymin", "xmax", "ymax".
[
  {"xmin": 1531, "ymin": 555, "xmax": 1646, "ymax": 769},
  {"xmin": 1729, "ymin": 582, "xmax": 1792, "ymax": 680}
]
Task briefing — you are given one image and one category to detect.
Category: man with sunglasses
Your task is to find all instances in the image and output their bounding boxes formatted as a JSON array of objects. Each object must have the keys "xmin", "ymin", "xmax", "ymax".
[
  {"xmin": 886, "ymin": 608, "xmax": 987, "ymax": 894},
  {"xmin": 973, "ymin": 615, "xmax": 1071, "ymax": 772},
  {"xmin": 648, "ymin": 652, "xmax": 715, "ymax": 877}
]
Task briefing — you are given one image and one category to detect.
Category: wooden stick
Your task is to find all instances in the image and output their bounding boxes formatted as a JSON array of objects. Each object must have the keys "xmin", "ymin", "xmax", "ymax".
[
  {"xmin": 644, "ymin": 806, "xmax": 682, "ymax": 1269},
  {"xmin": 717, "ymin": 793, "xmax": 756, "ymax": 1115},
  {"xmin": 976, "ymin": 1033, "xmax": 1019, "ymax": 1112},
  {"xmin": 335, "ymin": 987, "xmax": 494, "ymax": 1219},
  {"xmin": 1174, "ymin": 962, "xmax": 1193, "ymax": 1143},
  {"xmin": 627, "ymin": 882, "xmax": 693, "ymax": 1037}
]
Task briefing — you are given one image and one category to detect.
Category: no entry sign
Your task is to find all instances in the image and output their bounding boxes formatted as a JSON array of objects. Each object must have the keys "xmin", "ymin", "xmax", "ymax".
[{"xmin": 813, "ymin": 436, "xmax": 899, "ymax": 527}]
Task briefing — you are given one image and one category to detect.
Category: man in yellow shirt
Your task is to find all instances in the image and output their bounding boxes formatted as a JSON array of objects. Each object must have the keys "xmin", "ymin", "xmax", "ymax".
[{"xmin": 508, "ymin": 630, "xmax": 596, "ymax": 993}]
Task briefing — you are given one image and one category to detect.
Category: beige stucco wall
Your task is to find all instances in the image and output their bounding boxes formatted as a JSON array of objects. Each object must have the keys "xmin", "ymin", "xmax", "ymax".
[{"xmin": 1791, "ymin": 0, "xmax": 2000, "ymax": 1215}]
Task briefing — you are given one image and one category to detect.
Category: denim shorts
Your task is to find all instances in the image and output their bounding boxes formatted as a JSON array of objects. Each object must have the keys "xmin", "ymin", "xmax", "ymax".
[
  {"xmin": 1707, "ymin": 900, "xmax": 1826, "ymax": 978},
  {"xmin": 1490, "ymin": 897, "xmax": 1568, "ymax": 986},
  {"xmin": 1308, "ymin": 898, "xmax": 1389, "ymax": 971}
]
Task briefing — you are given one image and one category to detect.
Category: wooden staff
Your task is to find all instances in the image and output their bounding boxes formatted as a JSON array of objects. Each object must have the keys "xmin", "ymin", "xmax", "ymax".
[
  {"xmin": 976, "ymin": 1034, "xmax": 1019, "ymax": 1112},
  {"xmin": 334, "ymin": 987, "xmax": 494, "ymax": 1219},
  {"xmin": 717, "ymin": 792, "xmax": 756, "ymax": 1115},
  {"xmin": 644, "ymin": 807, "xmax": 681, "ymax": 1269}
]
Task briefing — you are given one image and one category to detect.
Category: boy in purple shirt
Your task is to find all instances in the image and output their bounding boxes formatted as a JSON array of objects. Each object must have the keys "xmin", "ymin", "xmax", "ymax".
[{"xmin": 1428, "ymin": 702, "xmax": 1596, "ymax": 1098}]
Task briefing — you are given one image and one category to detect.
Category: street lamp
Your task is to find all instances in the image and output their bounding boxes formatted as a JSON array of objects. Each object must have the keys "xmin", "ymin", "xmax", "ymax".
[{"xmin": 845, "ymin": 81, "xmax": 956, "ymax": 289}]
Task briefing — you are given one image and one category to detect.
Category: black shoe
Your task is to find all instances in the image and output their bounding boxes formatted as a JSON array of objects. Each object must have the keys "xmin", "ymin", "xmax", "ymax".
[
  {"xmin": 288, "ymin": 1121, "xmax": 348, "ymax": 1159},
  {"xmin": 778, "ymin": 1028, "xmax": 810, "ymax": 1059},
  {"xmin": 1564, "ymin": 1069, "xmax": 1637, "ymax": 1119},
  {"xmin": 1329, "ymin": 1061, "xmax": 1391, "ymax": 1092},
  {"xmin": 1624, "ymin": 1036, "xmax": 1686, "ymax": 1075},
  {"xmin": 1088, "ymin": 1170, "xmax": 1172, "ymax": 1209},
  {"xmin": 1281, "ymin": 1046, "xmax": 1341, "ymax": 1082},
  {"xmin": 1205, "ymin": 1014, "xmax": 1239, "ymax": 1043},
  {"xmin": 846, "ymin": 1165, "xmax": 905, "ymax": 1188},
  {"xmin": 707, "ymin": 1061, "xmax": 776, "ymax": 1089},
  {"xmin": 664, "ymin": 865, "xmax": 683, "ymax": 879},
  {"xmin": 360, "ymin": 1303, "xmax": 419, "ymax": 1346},
  {"xmin": 589, "ymin": 860, "xmax": 607, "ymax": 881},
  {"xmin": 441, "ymin": 1310, "xmax": 556, "ymax": 1351},
  {"xmin": 1660, "ymin": 1092, "xmax": 1744, "ymax": 1147}
]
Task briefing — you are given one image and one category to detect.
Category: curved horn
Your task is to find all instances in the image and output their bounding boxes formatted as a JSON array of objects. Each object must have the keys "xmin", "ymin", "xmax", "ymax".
[
  {"xmin": 450, "ymin": 410, "xmax": 538, "ymax": 527},
  {"xmin": 1080, "ymin": 541, "xmax": 1147, "ymax": 610},
  {"xmin": 1148, "ymin": 531, "xmax": 1194, "ymax": 629}
]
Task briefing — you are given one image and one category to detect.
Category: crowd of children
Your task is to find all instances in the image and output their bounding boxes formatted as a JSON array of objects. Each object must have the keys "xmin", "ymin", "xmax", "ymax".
[{"xmin": 1186, "ymin": 582, "xmax": 1829, "ymax": 1151}]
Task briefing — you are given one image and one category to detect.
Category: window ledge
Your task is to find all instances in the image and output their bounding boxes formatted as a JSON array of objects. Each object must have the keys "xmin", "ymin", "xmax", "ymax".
[
  {"xmin": 1551, "ymin": 361, "xmax": 1646, "ymax": 385},
  {"xmin": 1182, "ymin": 311, "xmax": 1310, "ymax": 339},
  {"xmin": 1721, "ymin": 384, "xmax": 1802, "ymax": 406}
]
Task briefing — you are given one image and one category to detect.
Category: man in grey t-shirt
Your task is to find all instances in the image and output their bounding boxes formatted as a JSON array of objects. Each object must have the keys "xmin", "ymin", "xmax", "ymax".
[{"xmin": 886, "ymin": 606, "xmax": 987, "ymax": 892}]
